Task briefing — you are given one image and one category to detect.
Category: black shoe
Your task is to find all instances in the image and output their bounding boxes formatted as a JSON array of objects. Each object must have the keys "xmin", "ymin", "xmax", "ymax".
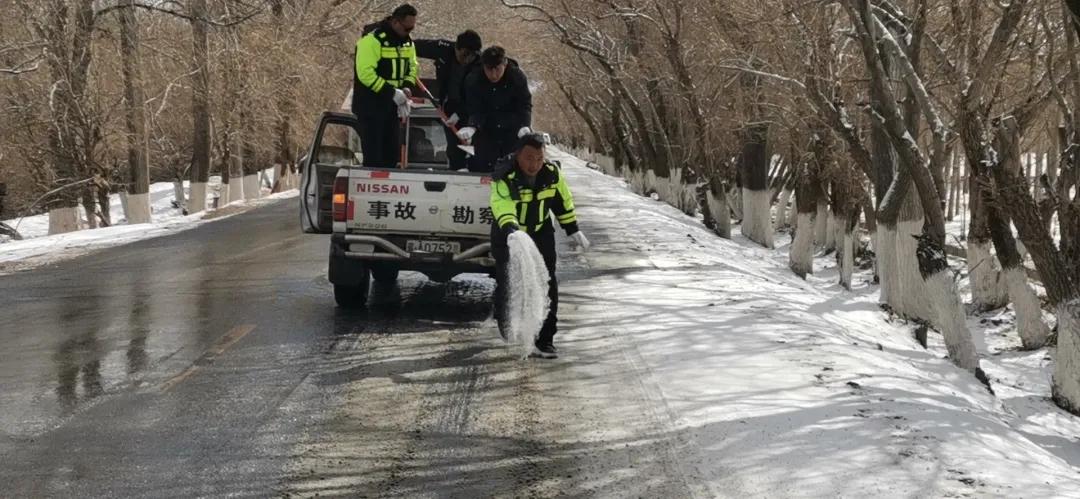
[{"xmin": 530, "ymin": 343, "xmax": 558, "ymax": 359}]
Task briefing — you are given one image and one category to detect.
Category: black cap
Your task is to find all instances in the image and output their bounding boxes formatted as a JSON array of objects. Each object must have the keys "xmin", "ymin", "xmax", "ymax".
[{"xmin": 456, "ymin": 30, "xmax": 481, "ymax": 52}]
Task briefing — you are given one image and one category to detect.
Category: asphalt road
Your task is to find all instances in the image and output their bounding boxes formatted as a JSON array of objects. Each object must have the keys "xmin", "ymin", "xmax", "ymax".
[{"xmin": 0, "ymin": 197, "xmax": 701, "ymax": 498}]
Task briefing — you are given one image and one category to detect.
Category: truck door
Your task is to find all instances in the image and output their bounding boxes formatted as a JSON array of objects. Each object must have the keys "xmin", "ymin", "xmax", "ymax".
[{"xmin": 301, "ymin": 113, "xmax": 364, "ymax": 233}]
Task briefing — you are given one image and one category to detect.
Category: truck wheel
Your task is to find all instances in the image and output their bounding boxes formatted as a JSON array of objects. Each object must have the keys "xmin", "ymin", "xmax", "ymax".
[
  {"xmin": 371, "ymin": 266, "xmax": 399, "ymax": 284},
  {"xmin": 334, "ymin": 282, "xmax": 369, "ymax": 308}
]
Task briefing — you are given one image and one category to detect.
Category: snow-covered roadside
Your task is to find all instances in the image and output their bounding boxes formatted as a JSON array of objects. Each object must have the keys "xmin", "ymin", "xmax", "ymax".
[
  {"xmin": 550, "ymin": 147, "xmax": 1080, "ymax": 497},
  {"xmin": 0, "ymin": 169, "xmax": 296, "ymax": 274}
]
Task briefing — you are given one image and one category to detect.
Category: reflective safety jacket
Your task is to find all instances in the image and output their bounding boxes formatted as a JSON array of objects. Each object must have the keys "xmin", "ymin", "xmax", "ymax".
[
  {"xmin": 353, "ymin": 20, "xmax": 418, "ymax": 102},
  {"xmin": 490, "ymin": 160, "xmax": 578, "ymax": 236}
]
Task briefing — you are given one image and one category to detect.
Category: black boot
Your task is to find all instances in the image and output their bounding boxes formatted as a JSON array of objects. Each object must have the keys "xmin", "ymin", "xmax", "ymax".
[{"xmin": 530, "ymin": 341, "xmax": 557, "ymax": 359}]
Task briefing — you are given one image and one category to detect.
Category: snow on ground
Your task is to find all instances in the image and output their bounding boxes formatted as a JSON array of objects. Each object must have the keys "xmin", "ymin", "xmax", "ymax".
[
  {"xmin": 0, "ymin": 169, "xmax": 295, "ymax": 273},
  {"xmin": 549, "ymin": 146, "xmax": 1080, "ymax": 498}
]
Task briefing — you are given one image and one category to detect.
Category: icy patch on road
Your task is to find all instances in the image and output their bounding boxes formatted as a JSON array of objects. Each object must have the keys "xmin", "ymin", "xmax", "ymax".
[{"xmin": 506, "ymin": 231, "xmax": 550, "ymax": 358}]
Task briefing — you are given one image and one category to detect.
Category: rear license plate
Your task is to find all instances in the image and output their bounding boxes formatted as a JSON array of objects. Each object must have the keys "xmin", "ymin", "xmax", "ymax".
[{"xmin": 406, "ymin": 240, "xmax": 461, "ymax": 254}]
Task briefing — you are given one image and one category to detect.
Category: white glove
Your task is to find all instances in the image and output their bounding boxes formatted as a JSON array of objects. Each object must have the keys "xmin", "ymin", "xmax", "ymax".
[
  {"xmin": 457, "ymin": 127, "xmax": 476, "ymax": 142},
  {"xmin": 446, "ymin": 113, "xmax": 460, "ymax": 126},
  {"xmin": 392, "ymin": 89, "xmax": 408, "ymax": 106},
  {"xmin": 397, "ymin": 102, "xmax": 410, "ymax": 120},
  {"xmin": 570, "ymin": 231, "xmax": 590, "ymax": 252},
  {"xmin": 517, "ymin": 126, "xmax": 533, "ymax": 138}
]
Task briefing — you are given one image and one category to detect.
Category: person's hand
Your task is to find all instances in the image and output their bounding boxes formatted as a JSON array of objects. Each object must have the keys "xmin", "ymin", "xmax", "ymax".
[
  {"xmin": 393, "ymin": 89, "xmax": 408, "ymax": 106},
  {"xmin": 457, "ymin": 127, "xmax": 476, "ymax": 142},
  {"xmin": 517, "ymin": 126, "xmax": 532, "ymax": 138},
  {"xmin": 397, "ymin": 102, "xmax": 410, "ymax": 120},
  {"xmin": 570, "ymin": 231, "xmax": 590, "ymax": 252},
  {"xmin": 446, "ymin": 113, "xmax": 460, "ymax": 126}
]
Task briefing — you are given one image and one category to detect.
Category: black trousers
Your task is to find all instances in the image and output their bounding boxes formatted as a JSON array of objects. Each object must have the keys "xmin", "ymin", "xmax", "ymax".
[
  {"xmin": 443, "ymin": 123, "xmax": 467, "ymax": 170},
  {"xmin": 357, "ymin": 98, "xmax": 400, "ymax": 169},
  {"xmin": 492, "ymin": 224, "xmax": 559, "ymax": 345}
]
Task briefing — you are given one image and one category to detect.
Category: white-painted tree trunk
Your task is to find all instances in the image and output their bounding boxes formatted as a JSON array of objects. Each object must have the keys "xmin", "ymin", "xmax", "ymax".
[
  {"xmin": 790, "ymin": 212, "xmax": 815, "ymax": 278},
  {"xmin": 840, "ymin": 231, "xmax": 855, "ymax": 290},
  {"xmin": 189, "ymin": 182, "xmax": 207, "ymax": 214},
  {"xmin": 728, "ymin": 187, "xmax": 743, "ymax": 221},
  {"xmin": 741, "ymin": 188, "xmax": 774, "ymax": 248},
  {"xmin": 787, "ymin": 195, "xmax": 799, "ymax": 227},
  {"xmin": 120, "ymin": 192, "xmax": 131, "ymax": 221},
  {"xmin": 243, "ymin": 175, "xmax": 260, "ymax": 200},
  {"xmin": 967, "ymin": 240, "xmax": 1008, "ymax": 311},
  {"xmin": 878, "ymin": 226, "xmax": 901, "ymax": 310},
  {"xmin": 173, "ymin": 181, "xmax": 186, "ymax": 211},
  {"xmin": 775, "ymin": 189, "xmax": 791, "ymax": 231},
  {"xmin": 706, "ymin": 189, "xmax": 731, "ymax": 239},
  {"xmin": 1053, "ymin": 301, "xmax": 1080, "ymax": 414},
  {"xmin": 897, "ymin": 218, "xmax": 932, "ymax": 321},
  {"xmin": 126, "ymin": 192, "xmax": 151, "ymax": 224},
  {"xmin": 48, "ymin": 207, "xmax": 80, "ymax": 235},
  {"xmin": 833, "ymin": 213, "xmax": 844, "ymax": 252},
  {"xmin": 229, "ymin": 176, "xmax": 245, "ymax": 203},
  {"xmin": 926, "ymin": 269, "xmax": 982, "ymax": 372},
  {"xmin": 814, "ymin": 201, "xmax": 829, "ymax": 248},
  {"xmin": 1002, "ymin": 267, "xmax": 1050, "ymax": 349},
  {"xmin": 824, "ymin": 212, "xmax": 838, "ymax": 252}
]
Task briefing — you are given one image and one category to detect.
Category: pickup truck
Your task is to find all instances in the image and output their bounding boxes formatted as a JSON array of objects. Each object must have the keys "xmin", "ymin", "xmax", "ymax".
[{"xmin": 299, "ymin": 97, "xmax": 496, "ymax": 308}]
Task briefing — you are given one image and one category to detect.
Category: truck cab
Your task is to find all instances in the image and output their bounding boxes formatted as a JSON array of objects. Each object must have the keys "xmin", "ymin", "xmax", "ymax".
[{"xmin": 299, "ymin": 97, "xmax": 495, "ymax": 308}]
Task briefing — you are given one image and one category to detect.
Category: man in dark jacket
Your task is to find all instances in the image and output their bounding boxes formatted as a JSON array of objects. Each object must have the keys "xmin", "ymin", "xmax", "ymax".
[
  {"xmin": 458, "ymin": 46, "xmax": 533, "ymax": 173},
  {"xmin": 415, "ymin": 30, "xmax": 482, "ymax": 170},
  {"xmin": 489, "ymin": 134, "xmax": 590, "ymax": 359},
  {"xmin": 351, "ymin": 4, "xmax": 419, "ymax": 168}
]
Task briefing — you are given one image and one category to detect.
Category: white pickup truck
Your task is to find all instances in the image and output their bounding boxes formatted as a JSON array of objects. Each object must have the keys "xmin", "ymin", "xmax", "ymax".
[{"xmin": 299, "ymin": 99, "xmax": 496, "ymax": 307}]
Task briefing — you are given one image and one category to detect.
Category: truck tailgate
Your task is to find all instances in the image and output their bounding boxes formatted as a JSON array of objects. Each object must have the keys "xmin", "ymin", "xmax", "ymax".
[{"xmin": 347, "ymin": 169, "xmax": 492, "ymax": 237}]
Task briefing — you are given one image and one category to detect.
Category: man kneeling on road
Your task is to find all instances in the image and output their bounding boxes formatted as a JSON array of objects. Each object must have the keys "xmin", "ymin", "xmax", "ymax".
[{"xmin": 490, "ymin": 134, "xmax": 590, "ymax": 359}]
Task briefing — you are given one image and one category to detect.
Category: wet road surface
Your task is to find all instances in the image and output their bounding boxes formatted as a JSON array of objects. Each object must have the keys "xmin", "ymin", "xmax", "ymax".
[{"xmin": 0, "ymin": 198, "xmax": 702, "ymax": 497}]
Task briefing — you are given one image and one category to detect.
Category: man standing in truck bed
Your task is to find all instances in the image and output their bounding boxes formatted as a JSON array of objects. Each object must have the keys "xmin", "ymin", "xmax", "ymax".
[
  {"xmin": 415, "ymin": 30, "xmax": 482, "ymax": 170},
  {"xmin": 457, "ymin": 46, "xmax": 533, "ymax": 173},
  {"xmin": 352, "ymin": 4, "xmax": 419, "ymax": 168}
]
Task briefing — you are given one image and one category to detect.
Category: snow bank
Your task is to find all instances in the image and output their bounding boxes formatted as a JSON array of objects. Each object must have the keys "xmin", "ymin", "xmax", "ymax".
[
  {"xmin": 549, "ymin": 146, "xmax": 1080, "ymax": 498},
  {"xmin": 1, "ymin": 169, "xmax": 295, "ymax": 272}
]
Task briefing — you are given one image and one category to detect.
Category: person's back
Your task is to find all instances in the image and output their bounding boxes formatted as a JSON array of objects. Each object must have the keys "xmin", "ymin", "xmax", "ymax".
[{"xmin": 414, "ymin": 30, "xmax": 481, "ymax": 170}]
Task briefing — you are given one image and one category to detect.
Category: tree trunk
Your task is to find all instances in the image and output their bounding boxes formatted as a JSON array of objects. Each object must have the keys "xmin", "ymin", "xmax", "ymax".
[
  {"xmin": 775, "ymin": 188, "xmax": 792, "ymax": 231},
  {"xmin": 897, "ymin": 190, "xmax": 932, "ymax": 322},
  {"xmin": 119, "ymin": 0, "xmax": 151, "ymax": 224},
  {"xmin": 968, "ymin": 170, "xmax": 1009, "ymax": 311},
  {"xmin": 271, "ymin": 0, "xmax": 294, "ymax": 194},
  {"xmin": 739, "ymin": 123, "xmax": 773, "ymax": 248},
  {"xmin": 1054, "ymin": 300, "xmax": 1080, "ymax": 414},
  {"xmin": 790, "ymin": 164, "xmax": 820, "ymax": 278},
  {"xmin": 705, "ymin": 176, "xmax": 731, "ymax": 239},
  {"xmin": 917, "ymin": 234, "xmax": 982, "ymax": 373},
  {"xmin": 188, "ymin": 0, "xmax": 211, "ymax": 214}
]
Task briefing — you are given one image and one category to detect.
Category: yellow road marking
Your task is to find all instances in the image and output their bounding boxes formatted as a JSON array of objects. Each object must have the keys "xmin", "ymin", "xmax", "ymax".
[{"xmin": 160, "ymin": 324, "xmax": 257, "ymax": 393}]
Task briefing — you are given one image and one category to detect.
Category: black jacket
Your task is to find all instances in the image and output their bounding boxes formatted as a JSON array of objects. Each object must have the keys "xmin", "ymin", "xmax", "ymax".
[
  {"xmin": 414, "ymin": 39, "xmax": 478, "ymax": 116},
  {"xmin": 464, "ymin": 62, "xmax": 532, "ymax": 135}
]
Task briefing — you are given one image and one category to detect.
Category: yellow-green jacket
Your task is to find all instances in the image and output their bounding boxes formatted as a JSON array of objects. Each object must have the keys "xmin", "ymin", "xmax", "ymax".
[
  {"xmin": 351, "ymin": 20, "xmax": 418, "ymax": 111},
  {"xmin": 490, "ymin": 160, "xmax": 578, "ymax": 236}
]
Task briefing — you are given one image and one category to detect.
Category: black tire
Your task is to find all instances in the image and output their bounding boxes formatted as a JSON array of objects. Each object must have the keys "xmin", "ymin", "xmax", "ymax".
[
  {"xmin": 370, "ymin": 266, "xmax": 399, "ymax": 284},
  {"xmin": 334, "ymin": 282, "xmax": 369, "ymax": 308}
]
